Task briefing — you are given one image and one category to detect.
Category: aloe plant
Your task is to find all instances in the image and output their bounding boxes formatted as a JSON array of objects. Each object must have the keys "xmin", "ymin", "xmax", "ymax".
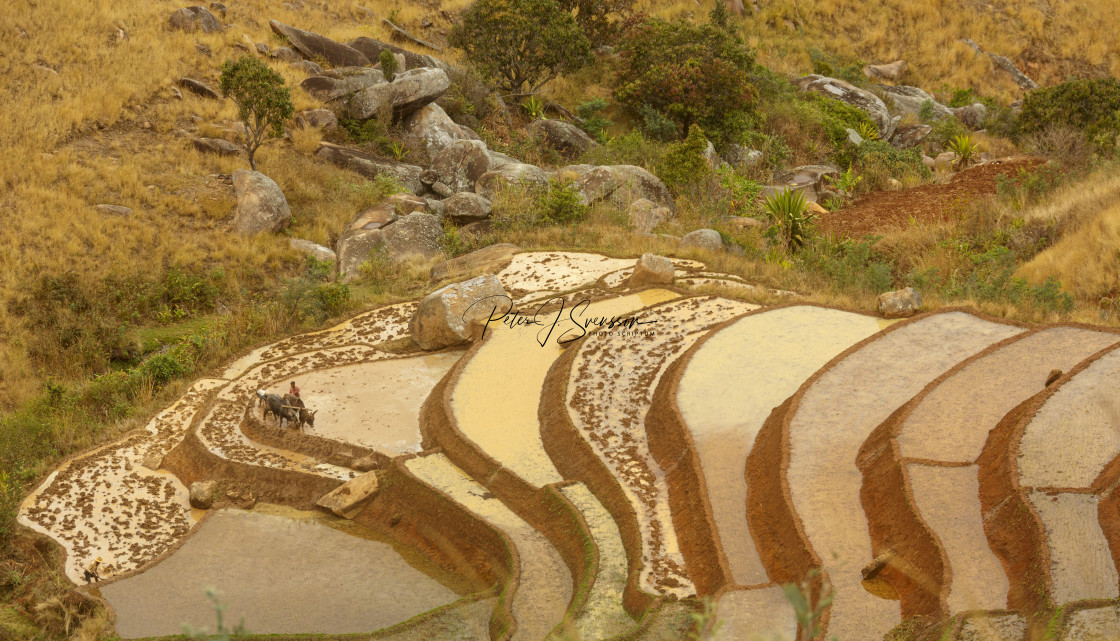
[{"xmin": 764, "ymin": 188, "xmax": 816, "ymax": 252}]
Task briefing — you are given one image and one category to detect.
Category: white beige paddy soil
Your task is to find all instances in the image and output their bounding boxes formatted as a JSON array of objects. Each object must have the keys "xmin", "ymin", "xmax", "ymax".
[
  {"xmin": 566, "ymin": 295, "xmax": 755, "ymax": 597},
  {"xmin": 20, "ymin": 250, "xmax": 1120, "ymax": 640}
]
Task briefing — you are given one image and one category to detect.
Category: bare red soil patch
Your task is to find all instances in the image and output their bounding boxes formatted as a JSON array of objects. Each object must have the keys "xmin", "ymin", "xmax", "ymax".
[{"xmin": 818, "ymin": 157, "xmax": 1045, "ymax": 239}]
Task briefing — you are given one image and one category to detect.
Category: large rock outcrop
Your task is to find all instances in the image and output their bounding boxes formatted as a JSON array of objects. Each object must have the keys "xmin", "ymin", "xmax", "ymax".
[
  {"xmin": 231, "ymin": 169, "xmax": 291, "ymax": 234},
  {"xmin": 316, "ymin": 142, "xmax": 424, "ymax": 193},
  {"xmin": 796, "ymin": 74, "xmax": 898, "ymax": 140},
  {"xmin": 337, "ymin": 67, "xmax": 450, "ymax": 121},
  {"xmin": 443, "ymin": 192, "xmax": 492, "ymax": 223},
  {"xmin": 527, "ymin": 119, "xmax": 598, "ymax": 159},
  {"xmin": 269, "ymin": 20, "xmax": 370, "ymax": 68},
  {"xmin": 337, "ymin": 212, "xmax": 444, "ymax": 282},
  {"xmin": 409, "ymin": 274, "xmax": 509, "ymax": 350},
  {"xmin": 863, "ymin": 60, "xmax": 907, "ymax": 82},
  {"xmin": 572, "ymin": 165, "xmax": 675, "ymax": 213},
  {"xmin": 431, "ymin": 140, "xmax": 491, "ymax": 193},
  {"xmin": 877, "ymin": 85, "xmax": 953, "ymax": 120},
  {"xmin": 474, "ymin": 163, "xmax": 550, "ymax": 201},
  {"xmin": 300, "ymin": 69, "xmax": 384, "ymax": 102},
  {"xmin": 402, "ymin": 103, "xmax": 478, "ymax": 156}
]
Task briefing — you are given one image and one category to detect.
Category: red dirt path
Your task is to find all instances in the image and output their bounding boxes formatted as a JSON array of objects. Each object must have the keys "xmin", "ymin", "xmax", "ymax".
[{"xmin": 818, "ymin": 156, "xmax": 1045, "ymax": 239}]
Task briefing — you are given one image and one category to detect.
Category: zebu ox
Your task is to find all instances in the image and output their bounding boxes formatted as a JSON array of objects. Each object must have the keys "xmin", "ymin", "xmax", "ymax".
[{"xmin": 259, "ymin": 392, "xmax": 317, "ymax": 432}]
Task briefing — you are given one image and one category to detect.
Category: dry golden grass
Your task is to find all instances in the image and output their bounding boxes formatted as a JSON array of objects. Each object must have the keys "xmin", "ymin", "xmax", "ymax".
[{"xmin": 1019, "ymin": 199, "xmax": 1120, "ymax": 299}]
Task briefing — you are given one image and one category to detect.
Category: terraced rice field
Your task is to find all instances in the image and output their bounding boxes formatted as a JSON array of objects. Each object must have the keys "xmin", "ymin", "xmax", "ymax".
[{"xmin": 19, "ymin": 251, "xmax": 1120, "ymax": 640}]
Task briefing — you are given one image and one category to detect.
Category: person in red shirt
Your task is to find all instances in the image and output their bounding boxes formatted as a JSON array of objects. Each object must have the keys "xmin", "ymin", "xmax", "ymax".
[{"xmin": 289, "ymin": 381, "xmax": 300, "ymax": 398}]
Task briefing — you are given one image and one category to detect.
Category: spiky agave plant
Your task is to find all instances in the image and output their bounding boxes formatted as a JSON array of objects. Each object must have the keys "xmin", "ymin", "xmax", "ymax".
[
  {"xmin": 764, "ymin": 188, "xmax": 816, "ymax": 252},
  {"xmin": 948, "ymin": 133, "xmax": 981, "ymax": 169},
  {"xmin": 522, "ymin": 95, "xmax": 547, "ymax": 120},
  {"xmin": 856, "ymin": 120, "xmax": 880, "ymax": 141}
]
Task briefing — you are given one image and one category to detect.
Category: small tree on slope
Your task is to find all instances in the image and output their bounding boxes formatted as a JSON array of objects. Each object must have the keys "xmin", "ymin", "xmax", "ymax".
[
  {"xmin": 449, "ymin": 0, "xmax": 592, "ymax": 97},
  {"xmin": 219, "ymin": 56, "xmax": 294, "ymax": 171}
]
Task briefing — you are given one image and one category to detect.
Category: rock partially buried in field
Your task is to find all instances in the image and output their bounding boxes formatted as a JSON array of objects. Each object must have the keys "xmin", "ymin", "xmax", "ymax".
[
  {"xmin": 316, "ymin": 471, "xmax": 380, "ymax": 517},
  {"xmin": 796, "ymin": 74, "xmax": 897, "ymax": 139},
  {"xmin": 628, "ymin": 253, "xmax": 674, "ymax": 288},
  {"xmin": 317, "ymin": 142, "xmax": 424, "ymax": 193},
  {"xmin": 410, "ymin": 274, "xmax": 509, "ymax": 350},
  {"xmin": 878, "ymin": 287, "xmax": 922, "ymax": 318},
  {"xmin": 269, "ymin": 20, "xmax": 370, "ymax": 68},
  {"xmin": 338, "ymin": 67, "xmax": 451, "ymax": 121},
  {"xmin": 573, "ymin": 165, "xmax": 675, "ymax": 213},
  {"xmin": 430, "ymin": 243, "xmax": 520, "ymax": 283},
  {"xmin": 168, "ymin": 6, "xmax": 222, "ymax": 33},
  {"xmin": 189, "ymin": 480, "xmax": 217, "ymax": 509},
  {"xmin": 431, "ymin": 140, "xmax": 491, "ymax": 193},
  {"xmin": 474, "ymin": 163, "xmax": 549, "ymax": 201},
  {"xmin": 628, "ymin": 198, "xmax": 670, "ymax": 234},
  {"xmin": 444, "ymin": 192, "xmax": 492, "ymax": 223},
  {"xmin": 864, "ymin": 60, "xmax": 907, "ymax": 81},
  {"xmin": 526, "ymin": 119, "xmax": 598, "ymax": 159},
  {"xmin": 231, "ymin": 169, "xmax": 292, "ymax": 234},
  {"xmin": 289, "ymin": 238, "xmax": 336, "ymax": 263},
  {"xmin": 1045, "ymin": 368, "xmax": 1063, "ymax": 387},
  {"xmin": 192, "ymin": 137, "xmax": 241, "ymax": 156},
  {"xmin": 178, "ymin": 77, "xmax": 219, "ymax": 99},
  {"xmin": 934, "ymin": 151, "xmax": 958, "ymax": 173},
  {"xmin": 95, "ymin": 204, "xmax": 133, "ymax": 216},
  {"xmin": 680, "ymin": 228, "xmax": 723, "ymax": 252},
  {"xmin": 403, "ymin": 103, "xmax": 476, "ymax": 155},
  {"xmin": 337, "ymin": 212, "xmax": 444, "ymax": 281}
]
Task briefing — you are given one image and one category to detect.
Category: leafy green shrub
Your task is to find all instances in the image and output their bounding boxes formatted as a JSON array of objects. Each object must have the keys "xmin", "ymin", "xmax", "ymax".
[
  {"xmin": 853, "ymin": 140, "xmax": 931, "ymax": 192},
  {"xmin": 538, "ymin": 180, "xmax": 588, "ymax": 225},
  {"xmin": 764, "ymin": 188, "xmax": 815, "ymax": 252},
  {"xmin": 341, "ymin": 117, "xmax": 391, "ymax": 147},
  {"xmin": 908, "ymin": 246, "xmax": 1073, "ymax": 313},
  {"xmin": 580, "ymin": 129, "xmax": 665, "ymax": 169},
  {"xmin": 657, "ymin": 124, "xmax": 712, "ymax": 194},
  {"xmin": 449, "ymin": 0, "xmax": 592, "ymax": 95},
  {"xmin": 555, "ymin": 0, "xmax": 634, "ymax": 46},
  {"xmin": 927, "ymin": 114, "xmax": 970, "ymax": 149},
  {"xmin": 808, "ymin": 48, "xmax": 866, "ymax": 86},
  {"xmin": 799, "ymin": 237, "xmax": 895, "ymax": 294},
  {"xmin": 437, "ymin": 66, "xmax": 495, "ymax": 128},
  {"xmin": 614, "ymin": 8, "xmax": 756, "ymax": 147},
  {"xmin": 219, "ymin": 56, "xmax": 294, "ymax": 171},
  {"xmin": 379, "ymin": 49, "xmax": 398, "ymax": 82},
  {"xmin": 576, "ymin": 98, "xmax": 613, "ymax": 142},
  {"xmin": 717, "ymin": 165, "xmax": 763, "ymax": 216},
  {"xmin": 1019, "ymin": 77, "xmax": 1120, "ymax": 153}
]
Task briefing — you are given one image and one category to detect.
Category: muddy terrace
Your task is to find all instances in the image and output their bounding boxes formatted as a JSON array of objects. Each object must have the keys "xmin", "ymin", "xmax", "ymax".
[{"xmin": 18, "ymin": 251, "xmax": 1120, "ymax": 641}]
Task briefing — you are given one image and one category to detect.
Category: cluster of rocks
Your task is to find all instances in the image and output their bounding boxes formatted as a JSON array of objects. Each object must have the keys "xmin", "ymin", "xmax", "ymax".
[{"xmin": 795, "ymin": 73, "xmax": 989, "ymax": 152}]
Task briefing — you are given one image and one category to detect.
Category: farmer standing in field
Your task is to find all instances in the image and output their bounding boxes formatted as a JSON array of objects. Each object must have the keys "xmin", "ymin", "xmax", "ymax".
[
  {"xmin": 289, "ymin": 381, "xmax": 300, "ymax": 399},
  {"xmin": 83, "ymin": 557, "xmax": 104, "ymax": 583}
]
